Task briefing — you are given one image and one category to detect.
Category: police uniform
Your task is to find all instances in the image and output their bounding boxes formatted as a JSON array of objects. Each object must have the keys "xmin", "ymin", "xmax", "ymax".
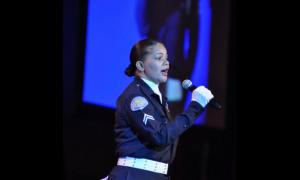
[{"xmin": 108, "ymin": 77, "xmax": 204, "ymax": 180}]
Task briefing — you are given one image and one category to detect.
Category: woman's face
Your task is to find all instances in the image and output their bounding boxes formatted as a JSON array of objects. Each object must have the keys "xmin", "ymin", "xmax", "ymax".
[{"xmin": 142, "ymin": 43, "xmax": 169, "ymax": 84}]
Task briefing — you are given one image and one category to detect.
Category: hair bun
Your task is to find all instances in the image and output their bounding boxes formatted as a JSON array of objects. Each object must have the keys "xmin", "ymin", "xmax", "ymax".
[{"xmin": 124, "ymin": 64, "xmax": 134, "ymax": 77}]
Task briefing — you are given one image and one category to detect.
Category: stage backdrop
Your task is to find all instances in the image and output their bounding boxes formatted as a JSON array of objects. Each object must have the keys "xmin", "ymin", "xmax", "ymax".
[{"xmin": 82, "ymin": 0, "xmax": 229, "ymax": 128}]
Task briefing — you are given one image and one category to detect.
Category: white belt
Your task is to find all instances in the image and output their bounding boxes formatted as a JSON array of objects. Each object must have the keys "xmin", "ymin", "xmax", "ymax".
[{"xmin": 117, "ymin": 157, "xmax": 168, "ymax": 175}]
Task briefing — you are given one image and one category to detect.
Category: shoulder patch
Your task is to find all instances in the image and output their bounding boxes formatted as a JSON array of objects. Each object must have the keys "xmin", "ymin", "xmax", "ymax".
[{"xmin": 130, "ymin": 96, "xmax": 148, "ymax": 111}]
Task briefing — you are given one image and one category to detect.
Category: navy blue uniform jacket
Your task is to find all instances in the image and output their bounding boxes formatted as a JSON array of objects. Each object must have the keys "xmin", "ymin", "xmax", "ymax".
[{"xmin": 114, "ymin": 77, "xmax": 204, "ymax": 164}]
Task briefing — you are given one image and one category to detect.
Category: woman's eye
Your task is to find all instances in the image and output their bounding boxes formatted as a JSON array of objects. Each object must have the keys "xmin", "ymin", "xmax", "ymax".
[{"xmin": 155, "ymin": 56, "xmax": 168, "ymax": 61}]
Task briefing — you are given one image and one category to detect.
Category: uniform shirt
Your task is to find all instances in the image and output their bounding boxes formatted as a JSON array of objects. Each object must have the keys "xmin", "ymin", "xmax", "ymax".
[
  {"xmin": 141, "ymin": 77, "xmax": 162, "ymax": 104},
  {"xmin": 114, "ymin": 77, "xmax": 204, "ymax": 164}
]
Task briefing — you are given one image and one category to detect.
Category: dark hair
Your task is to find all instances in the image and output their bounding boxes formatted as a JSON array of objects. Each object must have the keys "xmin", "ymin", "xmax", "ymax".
[{"xmin": 125, "ymin": 39, "xmax": 163, "ymax": 77}]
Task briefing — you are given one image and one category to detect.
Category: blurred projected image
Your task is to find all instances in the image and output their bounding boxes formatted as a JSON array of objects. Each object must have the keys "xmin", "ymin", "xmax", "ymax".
[{"xmin": 83, "ymin": 0, "xmax": 211, "ymax": 124}]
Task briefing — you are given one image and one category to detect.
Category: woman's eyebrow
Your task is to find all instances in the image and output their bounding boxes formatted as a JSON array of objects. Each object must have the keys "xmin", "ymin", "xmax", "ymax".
[{"xmin": 154, "ymin": 52, "xmax": 167, "ymax": 56}]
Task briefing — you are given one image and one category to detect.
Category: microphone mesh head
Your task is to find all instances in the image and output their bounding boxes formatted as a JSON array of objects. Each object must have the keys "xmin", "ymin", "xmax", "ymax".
[{"xmin": 182, "ymin": 79, "xmax": 192, "ymax": 90}]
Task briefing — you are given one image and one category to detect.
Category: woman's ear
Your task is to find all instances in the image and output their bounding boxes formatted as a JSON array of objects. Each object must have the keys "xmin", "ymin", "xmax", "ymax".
[{"xmin": 136, "ymin": 61, "xmax": 144, "ymax": 71}]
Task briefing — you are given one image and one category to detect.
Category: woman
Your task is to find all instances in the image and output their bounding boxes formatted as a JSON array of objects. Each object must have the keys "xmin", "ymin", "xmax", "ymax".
[{"xmin": 108, "ymin": 39, "xmax": 213, "ymax": 180}]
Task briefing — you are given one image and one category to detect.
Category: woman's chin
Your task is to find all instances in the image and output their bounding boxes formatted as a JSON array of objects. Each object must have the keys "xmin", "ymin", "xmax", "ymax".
[{"xmin": 160, "ymin": 77, "xmax": 168, "ymax": 83}]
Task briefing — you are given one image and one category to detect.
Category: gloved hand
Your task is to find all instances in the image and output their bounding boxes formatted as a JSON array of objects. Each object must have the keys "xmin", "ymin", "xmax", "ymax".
[{"xmin": 192, "ymin": 86, "xmax": 214, "ymax": 108}]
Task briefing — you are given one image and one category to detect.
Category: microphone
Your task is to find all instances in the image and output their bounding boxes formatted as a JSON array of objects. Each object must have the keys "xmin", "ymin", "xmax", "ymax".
[{"xmin": 182, "ymin": 79, "xmax": 222, "ymax": 110}]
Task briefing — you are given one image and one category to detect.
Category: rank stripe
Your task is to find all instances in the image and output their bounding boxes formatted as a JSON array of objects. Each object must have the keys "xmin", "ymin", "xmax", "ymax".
[{"xmin": 143, "ymin": 113, "xmax": 155, "ymax": 125}]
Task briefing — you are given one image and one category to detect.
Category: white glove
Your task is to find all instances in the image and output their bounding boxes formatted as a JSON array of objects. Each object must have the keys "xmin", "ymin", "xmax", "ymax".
[{"xmin": 192, "ymin": 86, "xmax": 214, "ymax": 108}]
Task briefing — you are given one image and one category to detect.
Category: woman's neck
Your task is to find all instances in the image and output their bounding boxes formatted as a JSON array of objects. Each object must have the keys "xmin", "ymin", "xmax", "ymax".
[{"xmin": 136, "ymin": 73, "xmax": 159, "ymax": 85}]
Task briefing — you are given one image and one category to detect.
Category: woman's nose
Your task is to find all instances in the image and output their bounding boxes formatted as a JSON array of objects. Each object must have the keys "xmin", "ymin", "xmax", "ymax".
[{"xmin": 163, "ymin": 59, "xmax": 169, "ymax": 66}]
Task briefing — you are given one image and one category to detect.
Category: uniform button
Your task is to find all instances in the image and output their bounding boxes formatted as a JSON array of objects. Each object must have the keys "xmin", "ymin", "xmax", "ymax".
[{"xmin": 184, "ymin": 124, "xmax": 188, "ymax": 128}]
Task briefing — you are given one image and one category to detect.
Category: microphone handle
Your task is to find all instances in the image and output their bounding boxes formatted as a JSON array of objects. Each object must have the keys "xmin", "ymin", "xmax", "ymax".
[{"xmin": 209, "ymin": 99, "xmax": 222, "ymax": 110}]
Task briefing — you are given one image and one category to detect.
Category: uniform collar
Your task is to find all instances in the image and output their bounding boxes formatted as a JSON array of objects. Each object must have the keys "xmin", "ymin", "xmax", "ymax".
[
  {"xmin": 140, "ymin": 77, "xmax": 160, "ymax": 95},
  {"xmin": 134, "ymin": 77, "xmax": 154, "ymax": 94},
  {"xmin": 134, "ymin": 77, "xmax": 168, "ymax": 104}
]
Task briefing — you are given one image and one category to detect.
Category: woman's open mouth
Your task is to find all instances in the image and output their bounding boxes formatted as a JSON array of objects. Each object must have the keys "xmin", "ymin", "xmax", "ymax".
[{"xmin": 161, "ymin": 69, "xmax": 168, "ymax": 76}]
